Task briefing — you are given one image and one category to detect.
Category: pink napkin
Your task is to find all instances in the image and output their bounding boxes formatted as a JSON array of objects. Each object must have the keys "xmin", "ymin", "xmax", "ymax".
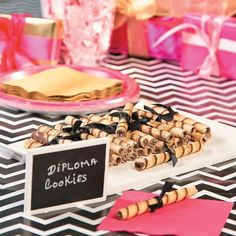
[{"xmin": 98, "ymin": 190, "xmax": 233, "ymax": 236}]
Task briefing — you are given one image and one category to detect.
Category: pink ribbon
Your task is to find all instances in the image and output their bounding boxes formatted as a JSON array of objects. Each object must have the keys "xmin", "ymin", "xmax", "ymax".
[
  {"xmin": 153, "ymin": 15, "xmax": 227, "ymax": 77},
  {"xmin": 0, "ymin": 14, "xmax": 36, "ymax": 72}
]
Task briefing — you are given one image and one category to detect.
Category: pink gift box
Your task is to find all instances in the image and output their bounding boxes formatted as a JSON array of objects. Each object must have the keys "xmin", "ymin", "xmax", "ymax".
[
  {"xmin": 0, "ymin": 14, "xmax": 63, "ymax": 72},
  {"xmin": 110, "ymin": 17, "xmax": 182, "ymax": 61},
  {"xmin": 181, "ymin": 14, "xmax": 236, "ymax": 79}
]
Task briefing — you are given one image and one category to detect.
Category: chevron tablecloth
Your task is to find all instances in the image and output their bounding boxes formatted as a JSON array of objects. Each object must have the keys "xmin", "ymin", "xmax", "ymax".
[{"xmin": 0, "ymin": 55, "xmax": 235, "ymax": 235}]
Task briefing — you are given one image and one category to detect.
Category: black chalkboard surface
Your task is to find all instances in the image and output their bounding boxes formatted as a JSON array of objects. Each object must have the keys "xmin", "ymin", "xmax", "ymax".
[{"xmin": 24, "ymin": 138, "xmax": 109, "ymax": 215}]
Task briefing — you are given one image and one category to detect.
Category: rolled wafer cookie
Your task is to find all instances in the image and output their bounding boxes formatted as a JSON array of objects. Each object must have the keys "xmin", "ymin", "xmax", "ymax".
[
  {"xmin": 88, "ymin": 127, "xmax": 110, "ymax": 140},
  {"xmin": 24, "ymin": 139, "xmax": 72, "ymax": 149},
  {"xmin": 135, "ymin": 141, "xmax": 202, "ymax": 171},
  {"xmin": 54, "ymin": 123, "xmax": 67, "ymax": 131},
  {"xmin": 166, "ymin": 121, "xmax": 196, "ymax": 134},
  {"xmin": 37, "ymin": 125, "xmax": 66, "ymax": 137},
  {"xmin": 144, "ymin": 103, "xmax": 176, "ymax": 122},
  {"xmin": 191, "ymin": 132, "xmax": 210, "ymax": 143},
  {"xmin": 123, "ymin": 157, "xmax": 130, "ymax": 163},
  {"xmin": 135, "ymin": 152, "xmax": 171, "ymax": 171},
  {"xmin": 109, "ymin": 153, "xmax": 121, "ymax": 166},
  {"xmin": 151, "ymin": 140, "xmax": 165, "ymax": 154},
  {"xmin": 130, "ymin": 130, "xmax": 158, "ymax": 147},
  {"xmin": 31, "ymin": 131, "xmax": 50, "ymax": 144},
  {"xmin": 182, "ymin": 135, "xmax": 191, "ymax": 146},
  {"xmin": 126, "ymin": 151, "xmax": 137, "ymax": 161},
  {"xmin": 145, "ymin": 104, "xmax": 210, "ymax": 133},
  {"xmin": 87, "ymin": 114, "xmax": 114, "ymax": 126},
  {"xmin": 148, "ymin": 120, "xmax": 187, "ymax": 138},
  {"xmin": 126, "ymin": 131, "xmax": 149, "ymax": 148},
  {"xmin": 173, "ymin": 141, "xmax": 202, "ymax": 158},
  {"xmin": 139, "ymin": 124, "xmax": 173, "ymax": 142},
  {"xmin": 109, "ymin": 136, "xmax": 132, "ymax": 153},
  {"xmin": 65, "ymin": 115, "xmax": 89, "ymax": 128},
  {"xmin": 133, "ymin": 108, "xmax": 158, "ymax": 120},
  {"xmin": 89, "ymin": 128, "xmax": 109, "ymax": 138},
  {"xmin": 80, "ymin": 133, "xmax": 96, "ymax": 140},
  {"xmin": 79, "ymin": 117, "xmax": 90, "ymax": 126},
  {"xmin": 145, "ymin": 103, "xmax": 172, "ymax": 115},
  {"xmin": 24, "ymin": 139, "xmax": 44, "ymax": 149},
  {"xmin": 145, "ymin": 136, "xmax": 158, "ymax": 147},
  {"xmin": 165, "ymin": 137, "xmax": 183, "ymax": 149},
  {"xmin": 115, "ymin": 102, "xmax": 133, "ymax": 137},
  {"xmin": 137, "ymin": 147, "xmax": 151, "ymax": 156},
  {"xmin": 104, "ymin": 114, "xmax": 120, "ymax": 122},
  {"xmin": 174, "ymin": 114, "xmax": 210, "ymax": 133},
  {"xmin": 121, "ymin": 154, "xmax": 128, "ymax": 163},
  {"xmin": 121, "ymin": 144, "xmax": 132, "ymax": 154},
  {"xmin": 58, "ymin": 139, "xmax": 73, "ymax": 144},
  {"xmin": 116, "ymin": 185, "xmax": 198, "ymax": 220},
  {"xmin": 110, "ymin": 143, "xmax": 125, "ymax": 155},
  {"xmin": 65, "ymin": 115, "xmax": 79, "ymax": 126},
  {"xmin": 89, "ymin": 128, "xmax": 132, "ymax": 154},
  {"xmin": 65, "ymin": 116, "xmax": 91, "ymax": 127},
  {"xmin": 32, "ymin": 131, "xmax": 73, "ymax": 145},
  {"xmin": 123, "ymin": 138, "xmax": 138, "ymax": 149},
  {"xmin": 114, "ymin": 142, "xmax": 133, "ymax": 154}
]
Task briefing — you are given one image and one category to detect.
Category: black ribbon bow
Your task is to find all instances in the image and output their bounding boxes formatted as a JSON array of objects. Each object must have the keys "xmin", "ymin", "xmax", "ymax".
[
  {"xmin": 163, "ymin": 144, "xmax": 178, "ymax": 167},
  {"xmin": 62, "ymin": 122, "xmax": 117, "ymax": 141},
  {"xmin": 50, "ymin": 123, "xmax": 117, "ymax": 144},
  {"xmin": 144, "ymin": 104, "xmax": 178, "ymax": 122},
  {"xmin": 42, "ymin": 136, "xmax": 63, "ymax": 146},
  {"xmin": 129, "ymin": 111, "xmax": 151, "ymax": 131},
  {"xmin": 109, "ymin": 111, "xmax": 131, "ymax": 124},
  {"xmin": 43, "ymin": 116, "xmax": 118, "ymax": 146},
  {"xmin": 55, "ymin": 126, "xmax": 92, "ymax": 143},
  {"xmin": 149, "ymin": 181, "xmax": 174, "ymax": 212},
  {"xmin": 62, "ymin": 119, "xmax": 83, "ymax": 134},
  {"xmin": 82, "ymin": 122, "xmax": 117, "ymax": 134},
  {"xmin": 62, "ymin": 117, "xmax": 117, "ymax": 136}
]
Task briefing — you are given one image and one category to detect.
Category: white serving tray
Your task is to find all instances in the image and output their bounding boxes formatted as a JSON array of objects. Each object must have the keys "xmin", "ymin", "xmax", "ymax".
[{"xmin": 2, "ymin": 110, "xmax": 236, "ymax": 196}]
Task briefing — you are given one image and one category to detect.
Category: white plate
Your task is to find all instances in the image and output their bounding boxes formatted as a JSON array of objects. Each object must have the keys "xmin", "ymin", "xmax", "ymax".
[{"xmin": 3, "ymin": 110, "xmax": 236, "ymax": 195}]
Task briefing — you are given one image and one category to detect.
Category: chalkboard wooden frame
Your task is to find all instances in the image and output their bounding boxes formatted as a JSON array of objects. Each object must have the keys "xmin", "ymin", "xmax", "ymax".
[{"xmin": 24, "ymin": 137, "xmax": 109, "ymax": 215}]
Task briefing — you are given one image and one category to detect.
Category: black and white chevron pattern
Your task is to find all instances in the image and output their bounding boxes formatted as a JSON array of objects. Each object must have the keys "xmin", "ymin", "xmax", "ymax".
[
  {"xmin": 105, "ymin": 55, "xmax": 236, "ymax": 128},
  {"xmin": 0, "ymin": 0, "xmax": 42, "ymax": 17},
  {"xmin": 0, "ymin": 55, "xmax": 235, "ymax": 235}
]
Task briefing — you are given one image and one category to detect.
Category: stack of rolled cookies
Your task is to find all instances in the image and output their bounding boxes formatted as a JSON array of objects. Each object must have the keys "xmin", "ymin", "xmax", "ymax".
[{"xmin": 24, "ymin": 102, "xmax": 211, "ymax": 170}]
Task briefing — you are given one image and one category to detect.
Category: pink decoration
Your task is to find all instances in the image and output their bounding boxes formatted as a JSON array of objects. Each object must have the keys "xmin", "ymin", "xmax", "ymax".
[
  {"xmin": 110, "ymin": 17, "xmax": 182, "ymax": 61},
  {"xmin": 153, "ymin": 14, "xmax": 236, "ymax": 80},
  {"xmin": 41, "ymin": 0, "xmax": 116, "ymax": 66},
  {"xmin": 181, "ymin": 14, "xmax": 236, "ymax": 79},
  {"xmin": 148, "ymin": 17, "xmax": 183, "ymax": 61},
  {"xmin": 0, "ymin": 14, "xmax": 62, "ymax": 72},
  {"xmin": 0, "ymin": 14, "xmax": 34, "ymax": 72},
  {"xmin": 98, "ymin": 190, "xmax": 233, "ymax": 235}
]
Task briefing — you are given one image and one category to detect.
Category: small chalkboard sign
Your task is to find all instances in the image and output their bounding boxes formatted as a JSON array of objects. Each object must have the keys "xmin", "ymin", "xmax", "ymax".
[{"xmin": 24, "ymin": 137, "xmax": 109, "ymax": 215}]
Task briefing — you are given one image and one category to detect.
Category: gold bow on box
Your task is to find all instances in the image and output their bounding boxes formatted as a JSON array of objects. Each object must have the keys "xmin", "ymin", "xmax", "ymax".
[{"xmin": 114, "ymin": 0, "xmax": 159, "ymax": 57}]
